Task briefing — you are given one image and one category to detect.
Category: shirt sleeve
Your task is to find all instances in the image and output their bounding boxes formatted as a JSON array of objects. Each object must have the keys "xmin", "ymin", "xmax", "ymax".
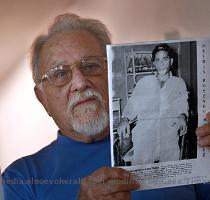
[
  {"xmin": 2, "ymin": 164, "xmax": 35, "ymax": 200},
  {"xmin": 122, "ymin": 80, "xmax": 144, "ymax": 120},
  {"xmin": 194, "ymin": 183, "xmax": 210, "ymax": 200},
  {"xmin": 0, "ymin": 174, "xmax": 4, "ymax": 200},
  {"xmin": 173, "ymin": 77, "xmax": 189, "ymax": 117}
]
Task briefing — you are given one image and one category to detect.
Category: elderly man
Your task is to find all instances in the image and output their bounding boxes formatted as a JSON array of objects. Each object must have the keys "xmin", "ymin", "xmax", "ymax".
[{"xmin": 2, "ymin": 13, "xmax": 210, "ymax": 200}]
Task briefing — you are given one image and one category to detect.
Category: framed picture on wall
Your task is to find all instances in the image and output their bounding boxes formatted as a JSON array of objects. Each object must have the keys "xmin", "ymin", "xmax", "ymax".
[
  {"xmin": 126, "ymin": 51, "xmax": 155, "ymax": 74},
  {"xmin": 126, "ymin": 52, "xmax": 133, "ymax": 73}
]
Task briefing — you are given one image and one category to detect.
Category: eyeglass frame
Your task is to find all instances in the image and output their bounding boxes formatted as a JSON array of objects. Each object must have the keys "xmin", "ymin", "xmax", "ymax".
[{"xmin": 37, "ymin": 56, "xmax": 107, "ymax": 87}]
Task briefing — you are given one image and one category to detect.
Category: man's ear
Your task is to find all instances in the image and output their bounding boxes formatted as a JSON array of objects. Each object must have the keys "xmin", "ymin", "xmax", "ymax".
[
  {"xmin": 34, "ymin": 85, "xmax": 51, "ymax": 116},
  {"xmin": 170, "ymin": 58, "xmax": 174, "ymax": 66},
  {"xmin": 153, "ymin": 61, "xmax": 156, "ymax": 68}
]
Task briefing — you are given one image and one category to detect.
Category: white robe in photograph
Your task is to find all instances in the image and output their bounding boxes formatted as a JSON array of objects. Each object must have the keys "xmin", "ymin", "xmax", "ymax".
[{"xmin": 122, "ymin": 74, "xmax": 189, "ymax": 165}]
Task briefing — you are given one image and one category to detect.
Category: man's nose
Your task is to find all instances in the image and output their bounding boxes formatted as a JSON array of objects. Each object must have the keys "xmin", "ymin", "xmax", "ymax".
[
  {"xmin": 159, "ymin": 59, "xmax": 164, "ymax": 65},
  {"xmin": 70, "ymin": 68, "xmax": 91, "ymax": 92}
]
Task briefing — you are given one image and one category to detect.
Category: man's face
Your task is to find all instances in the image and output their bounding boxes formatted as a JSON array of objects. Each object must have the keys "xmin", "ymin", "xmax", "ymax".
[
  {"xmin": 153, "ymin": 50, "xmax": 173, "ymax": 75},
  {"xmin": 37, "ymin": 30, "xmax": 109, "ymax": 139}
]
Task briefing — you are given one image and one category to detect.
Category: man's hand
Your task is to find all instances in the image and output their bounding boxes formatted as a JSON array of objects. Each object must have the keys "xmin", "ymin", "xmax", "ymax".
[
  {"xmin": 178, "ymin": 114, "xmax": 187, "ymax": 136},
  {"xmin": 78, "ymin": 167, "xmax": 139, "ymax": 200},
  {"xmin": 118, "ymin": 118, "xmax": 130, "ymax": 145},
  {"xmin": 196, "ymin": 112, "xmax": 210, "ymax": 147}
]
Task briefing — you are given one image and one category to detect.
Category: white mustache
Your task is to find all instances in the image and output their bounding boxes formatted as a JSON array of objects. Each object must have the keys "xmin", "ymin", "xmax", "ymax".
[{"xmin": 68, "ymin": 89, "xmax": 103, "ymax": 110}]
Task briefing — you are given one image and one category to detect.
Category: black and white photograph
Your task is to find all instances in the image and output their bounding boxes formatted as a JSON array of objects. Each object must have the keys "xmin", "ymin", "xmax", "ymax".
[
  {"xmin": 107, "ymin": 39, "xmax": 210, "ymax": 190},
  {"xmin": 109, "ymin": 41, "xmax": 198, "ymax": 167}
]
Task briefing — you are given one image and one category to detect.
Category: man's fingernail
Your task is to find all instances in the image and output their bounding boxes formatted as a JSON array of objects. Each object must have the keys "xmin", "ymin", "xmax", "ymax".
[
  {"xmin": 123, "ymin": 172, "xmax": 131, "ymax": 178},
  {"xmin": 196, "ymin": 129, "xmax": 200, "ymax": 135},
  {"xmin": 197, "ymin": 140, "xmax": 203, "ymax": 146},
  {"xmin": 134, "ymin": 180, "xmax": 140, "ymax": 188}
]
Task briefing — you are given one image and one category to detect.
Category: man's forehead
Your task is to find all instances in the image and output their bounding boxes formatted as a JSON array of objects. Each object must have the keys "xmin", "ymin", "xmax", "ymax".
[
  {"xmin": 40, "ymin": 31, "xmax": 104, "ymax": 70},
  {"xmin": 155, "ymin": 50, "xmax": 169, "ymax": 57},
  {"xmin": 43, "ymin": 39, "xmax": 84, "ymax": 55},
  {"xmin": 43, "ymin": 31, "xmax": 94, "ymax": 51}
]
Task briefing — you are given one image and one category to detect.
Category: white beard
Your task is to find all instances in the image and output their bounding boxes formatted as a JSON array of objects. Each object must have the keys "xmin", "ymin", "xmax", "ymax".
[{"xmin": 68, "ymin": 89, "xmax": 109, "ymax": 136}]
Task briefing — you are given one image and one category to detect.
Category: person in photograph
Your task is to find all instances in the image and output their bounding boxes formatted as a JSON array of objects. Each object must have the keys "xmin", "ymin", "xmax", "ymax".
[
  {"xmin": 118, "ymin": 43, "xmax": 189, "ymax": 165},
  {"xmin": 2, "ymin": 13, "xmax": 210, "ymax": 200}
]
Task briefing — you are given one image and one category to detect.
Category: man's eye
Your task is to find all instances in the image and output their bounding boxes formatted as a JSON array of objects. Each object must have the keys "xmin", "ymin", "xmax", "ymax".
[
  {"xmin": 83, "ymin": 63, "xmax": 100, "ymax": 71},
  {"xmin": 54, "ymin": 70, "xmax": 68, "ymax": 79}
]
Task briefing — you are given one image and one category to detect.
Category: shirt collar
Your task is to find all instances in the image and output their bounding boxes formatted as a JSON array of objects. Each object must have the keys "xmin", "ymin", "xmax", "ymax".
[{"xmin": 56, "ymin": 130, "xmax": 110, "ymax": 145}]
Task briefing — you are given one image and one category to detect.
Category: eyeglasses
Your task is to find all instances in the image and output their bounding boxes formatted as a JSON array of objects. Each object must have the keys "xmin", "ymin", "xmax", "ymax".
[{"xmin": 38, "ymin": 56, "xmax": 107, "ymax": 87}]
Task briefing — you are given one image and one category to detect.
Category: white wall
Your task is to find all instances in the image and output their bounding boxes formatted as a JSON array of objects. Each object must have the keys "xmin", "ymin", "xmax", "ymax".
[
  {"xmin": 1, "ymin": 0, "xmax": 210, "ymax": 171},
  {"xmin": 0, "ymin": 59, "xmax": 57, "ymax": 171}
]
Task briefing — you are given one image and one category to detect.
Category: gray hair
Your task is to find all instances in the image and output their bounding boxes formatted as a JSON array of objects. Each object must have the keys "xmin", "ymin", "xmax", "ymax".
[{"xmin": 30, "ymin": 13, "xmax": 112, "ymax": 84}]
